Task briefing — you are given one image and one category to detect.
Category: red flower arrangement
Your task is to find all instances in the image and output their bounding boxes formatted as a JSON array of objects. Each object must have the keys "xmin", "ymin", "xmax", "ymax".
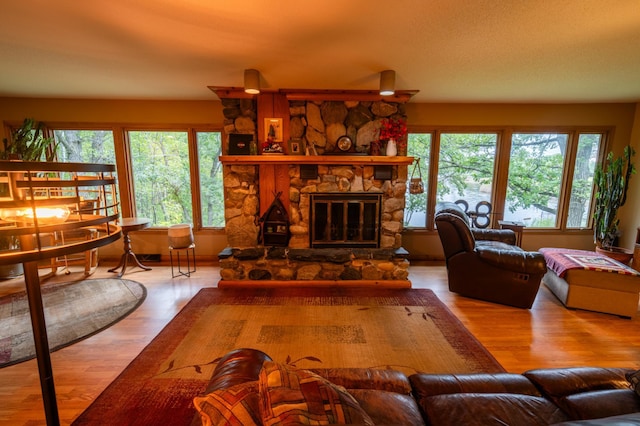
[
  {"xmin": 379, "ymin": 117, "xmax": 407, "ymax": 140},
  {"xmin": 379, "ymin": 117, "xmax": 407, "ymax": 154}
]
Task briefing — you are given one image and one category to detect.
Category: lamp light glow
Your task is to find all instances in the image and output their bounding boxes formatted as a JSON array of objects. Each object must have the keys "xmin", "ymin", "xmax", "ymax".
[
  {"xmin": 244, "ymin": 69, "xmax": 261, "ymax": 94},
  {"xmin": 0, "ymin": 206, "xmax": 70, "ymax": 225},
  {"xmin": 379, "ymin": 70, "xmax": 396, "ymax": 96}
]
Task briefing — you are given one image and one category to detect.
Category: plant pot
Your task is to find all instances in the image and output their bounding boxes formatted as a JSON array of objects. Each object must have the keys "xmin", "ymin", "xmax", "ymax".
[{"xmin": 595, "ymin": 246, "xmax": 634, "ymax": 265}]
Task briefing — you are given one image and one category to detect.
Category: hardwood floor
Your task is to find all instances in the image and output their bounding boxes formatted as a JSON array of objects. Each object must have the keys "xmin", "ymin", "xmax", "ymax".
[{"xmin": 0, "ymin": 263, "xmax": 638, "ymax": 425}]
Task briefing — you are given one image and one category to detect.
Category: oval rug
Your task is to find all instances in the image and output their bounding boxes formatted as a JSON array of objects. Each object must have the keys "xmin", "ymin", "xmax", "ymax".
[{"xmin": 0, "ymin": 278, "xmax": 146, "ymax": 368}]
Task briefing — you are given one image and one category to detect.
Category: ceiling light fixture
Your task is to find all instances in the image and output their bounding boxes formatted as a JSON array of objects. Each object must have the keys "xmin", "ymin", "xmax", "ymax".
[
  {"xmin": 244, "ymin": 69, "xmax": 261, "ymax": 94},
  {"xmin": 379, "ymin": 70, "xmax": 396, "ymax": 96}
]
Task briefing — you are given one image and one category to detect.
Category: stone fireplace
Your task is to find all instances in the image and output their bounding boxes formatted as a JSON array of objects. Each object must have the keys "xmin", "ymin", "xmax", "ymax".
[{"xmin": 216, "ymin": 92, "xmax": 413, "ymax": 287}]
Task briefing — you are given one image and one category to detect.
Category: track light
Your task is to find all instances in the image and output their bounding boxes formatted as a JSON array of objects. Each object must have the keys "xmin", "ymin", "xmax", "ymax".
[
  {"xmin": 379, "ymin": 70, "xmax": 396, "ymax": 96},
  {"xmin": 244, "ymin": 69, "xmax": 261, "ymax": 94}
]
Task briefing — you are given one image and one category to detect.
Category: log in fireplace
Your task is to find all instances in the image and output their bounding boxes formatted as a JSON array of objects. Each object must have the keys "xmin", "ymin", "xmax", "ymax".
[{"xmin": 310, "ymin": 192, "xmax": 382, "ymax": 248}]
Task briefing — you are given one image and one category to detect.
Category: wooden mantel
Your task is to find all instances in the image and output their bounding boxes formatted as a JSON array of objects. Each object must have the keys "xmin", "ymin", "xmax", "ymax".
[{"xmin": 219, "ymin": 155, "xmax": 415, "ymax": 166}]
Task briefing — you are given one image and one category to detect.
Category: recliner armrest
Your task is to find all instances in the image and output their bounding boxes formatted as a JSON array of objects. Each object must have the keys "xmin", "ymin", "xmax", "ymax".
[
  {"xmin": 472, "ymin": 228, "xmax": 517, "ymax": 245},
  {"xmin": 476, "ymin": 246, "xmax": 547, "ymax": 275}
]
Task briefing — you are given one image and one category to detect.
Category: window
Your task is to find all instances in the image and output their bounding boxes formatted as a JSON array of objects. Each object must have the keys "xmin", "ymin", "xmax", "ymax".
[
  {"xmin": 54, "ymin": 129, "xmax": 119, "ymax": 209},
  {"xmin": 567, "ymin": 134, "xmax": 602, "ymax": 228},
  {"xmin": 407, "ymin": 128, "xmax": 607, "ymax": 231},
  {"xmin": 197, "ymin": 132, "xmax": 224, "ymax": 227},
  {"xmin": 437, "ymin": 132, "xmax": 497, "ymax": 227},
  {"xmin": 128, "ymin": 131, "xmax": 191, "ymax": 227},
  {"xmin": 504, "ymin": 133, "xmax": 568, "ymax": 227},
  {"xmin": 54, "ymin": 130, "xmax": 116, "ymax": 164},
  {"xmin": 405, "ymin": 133, "xmax": 431, "ymax": 227}
]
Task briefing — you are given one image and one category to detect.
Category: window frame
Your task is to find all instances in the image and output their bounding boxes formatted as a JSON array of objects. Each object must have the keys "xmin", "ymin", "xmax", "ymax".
[
  {"xmin": 407, "ymin": 125, "xmax": 611, "ymax": 233},
  {"xmin": 6, "ymin": 121, "xmax": 224, "ymax": 231}
]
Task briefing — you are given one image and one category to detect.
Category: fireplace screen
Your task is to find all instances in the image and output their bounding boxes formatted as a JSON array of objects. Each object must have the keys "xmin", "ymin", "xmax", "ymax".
[{"xmin": 310, "ymin": 193, "xmax": 382, "ymax": 248}]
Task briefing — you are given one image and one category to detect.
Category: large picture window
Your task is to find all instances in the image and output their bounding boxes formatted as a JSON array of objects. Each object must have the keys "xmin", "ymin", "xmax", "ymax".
[
  {"xmin": 128, "ymin": 130, "xmax": 192, "ymax": 227},
  {"xmin": 436, "ymin": 132, "xmax": 497, "ymax": 226},
  {"xmin": 504, "ymin": 133, "xmax": 568, "ymax": 228},
  {"xmin": 407, "ymin": 128, "xmax": 606, "ymax": 232}
]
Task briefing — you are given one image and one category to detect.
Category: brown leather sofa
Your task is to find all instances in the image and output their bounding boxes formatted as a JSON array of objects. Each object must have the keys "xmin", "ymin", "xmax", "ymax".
[
  {"xmin": 192, "ymin": 348, "xmax": 640, "ymax": 425},
  {"xmin": 434, "ymin": 201, "xmax": 547, "ymax": 309}
]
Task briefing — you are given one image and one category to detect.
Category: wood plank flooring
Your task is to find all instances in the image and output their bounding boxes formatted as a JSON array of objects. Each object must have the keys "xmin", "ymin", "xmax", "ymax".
[{"xmin": 0, "ymin": 264, "xmax": 638, "ymax": 425}]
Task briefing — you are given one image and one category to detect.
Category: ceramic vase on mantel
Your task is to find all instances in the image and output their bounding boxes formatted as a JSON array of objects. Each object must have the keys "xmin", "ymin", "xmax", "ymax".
[{"xmin": 386, "ymin": 139, "xmax": 397, "ymax": 156}]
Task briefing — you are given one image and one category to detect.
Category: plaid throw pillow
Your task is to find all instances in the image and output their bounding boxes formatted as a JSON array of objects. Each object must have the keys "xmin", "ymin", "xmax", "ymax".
[
  {"xmin": 193, "ymin": 381, "xmax": 261, "ymax": 426},
  {"xmin": 258, "ymin": 361, "xmax": 374, "ymax": 425}
]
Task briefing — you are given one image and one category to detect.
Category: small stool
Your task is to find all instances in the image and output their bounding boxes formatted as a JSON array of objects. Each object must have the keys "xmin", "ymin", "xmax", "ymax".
[{"xmin": 168, "ymin": 224, "xmax": 196, "ymax": 278}]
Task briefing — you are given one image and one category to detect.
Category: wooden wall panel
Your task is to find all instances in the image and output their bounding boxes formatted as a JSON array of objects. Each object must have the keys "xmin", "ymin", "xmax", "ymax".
[{"xmin": 257, "ymin": 93, "xmax": 291, "ymax": 216}]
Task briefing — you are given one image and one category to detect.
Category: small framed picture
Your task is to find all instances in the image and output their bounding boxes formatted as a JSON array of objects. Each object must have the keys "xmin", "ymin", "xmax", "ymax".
[
  {"xmin": 288, "ymin": 138, "xmax": 305, "ymax": 155},
  {"xmin": 264, "ymin": 118, "xmax": 283, "ymax": 142}
]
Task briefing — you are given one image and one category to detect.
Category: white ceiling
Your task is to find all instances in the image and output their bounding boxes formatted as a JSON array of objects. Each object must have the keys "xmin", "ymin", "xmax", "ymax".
[{"xmin": 1, "ymin": 0, "xmax": 640, "ymax": 103}]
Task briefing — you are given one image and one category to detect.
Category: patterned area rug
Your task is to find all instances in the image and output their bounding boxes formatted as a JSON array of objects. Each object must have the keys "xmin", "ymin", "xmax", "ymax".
[
  {"xmin": 73, "ymin": 287, "xmax": 503, "ymax": 426},
  {"xmin": 0, "ymin": 278, "xmax": 146, "ymax": 368}
]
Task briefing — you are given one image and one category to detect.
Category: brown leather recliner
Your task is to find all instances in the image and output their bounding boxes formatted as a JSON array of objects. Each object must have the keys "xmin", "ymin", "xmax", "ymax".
[{"xmin": 434, "ymin": 202, "xmax": 547, "ymax": 309}]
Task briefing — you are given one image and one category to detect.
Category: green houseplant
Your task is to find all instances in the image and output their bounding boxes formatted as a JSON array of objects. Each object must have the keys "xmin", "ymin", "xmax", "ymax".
[
  {"xmin": 0, "ymin": 118, "xmax": 58, "ymax": 279},
  {"xmin": 593, "ymin": 145, "xmax": 635, "ymax": 255},
  {"xmin": 1, "ymin": 118, "xmax": 57, "ymax": 161}
]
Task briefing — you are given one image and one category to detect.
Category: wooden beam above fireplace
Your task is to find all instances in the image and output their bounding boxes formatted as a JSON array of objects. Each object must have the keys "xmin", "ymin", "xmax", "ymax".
[{"xmin": 208, "ymin": 86, "xmax": 419, "ymax": 103}]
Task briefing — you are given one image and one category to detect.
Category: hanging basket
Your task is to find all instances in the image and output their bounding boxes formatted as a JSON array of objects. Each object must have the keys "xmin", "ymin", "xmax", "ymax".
[{"xmin": 409, "ymin": 158, "xmax": 425, "ymax": 194}]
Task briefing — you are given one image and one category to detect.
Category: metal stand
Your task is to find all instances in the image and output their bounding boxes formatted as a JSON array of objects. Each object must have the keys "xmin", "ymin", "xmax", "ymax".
[{"xmin": 170, "ymin": 244, "xmax": 196, "ymax": 278}]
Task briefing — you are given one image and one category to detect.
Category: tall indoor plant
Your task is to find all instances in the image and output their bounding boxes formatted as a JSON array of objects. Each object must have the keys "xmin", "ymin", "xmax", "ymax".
[
  {"xmin": 1, "ymin": 118, "xmax": 57, "ymax": 161},
  {"xmin": 593, "ymin": 145, "xmax": 635, "ymax": 255},
  {"xmin": 0, "ymin": 118, "xmax": 58, "ymax": 279}
]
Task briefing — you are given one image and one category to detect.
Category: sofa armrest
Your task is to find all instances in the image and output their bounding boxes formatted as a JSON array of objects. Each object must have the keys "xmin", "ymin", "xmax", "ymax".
[
  {"xmin": 476, "ymin": 247, "xmax": 547, "ymax": 275},
  {"xmin": 204, "ymin": 348, "xmax": 272, "ymax": 394},
  {"xmin": 472, "ymin": 228, "xmax": 517, "ymax": 245}
]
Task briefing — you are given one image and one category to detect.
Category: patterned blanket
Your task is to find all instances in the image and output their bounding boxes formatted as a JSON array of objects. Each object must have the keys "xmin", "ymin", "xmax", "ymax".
[{"xmin": 539, "ymin": 248, "xmax": 639, "ymax": 278}]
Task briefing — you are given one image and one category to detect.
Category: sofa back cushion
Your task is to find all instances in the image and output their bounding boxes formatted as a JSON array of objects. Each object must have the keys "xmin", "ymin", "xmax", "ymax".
[
  {"xmin": 560, "ymin": 389, "xmax": 640, "ymax": 420},
  {"xmin": 410, "ymin": 373, "xmax": 541, "ymax": 399},
  {"xmin": 421, "ymin": 393, "xmax": 569, "ymax": 426}
]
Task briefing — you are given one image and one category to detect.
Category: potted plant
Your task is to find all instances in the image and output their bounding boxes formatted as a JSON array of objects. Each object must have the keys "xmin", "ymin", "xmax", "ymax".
[
  {"xmin": 593, "ymin": 145, "xmax": 636, "ymax": 262},
  {"xmin": 1, "ymin": 118, "xmax": 57, "ymax": 161},
  {"xmin": 0, "ymin": 118, "xmax": 57, "ymax": 279}
]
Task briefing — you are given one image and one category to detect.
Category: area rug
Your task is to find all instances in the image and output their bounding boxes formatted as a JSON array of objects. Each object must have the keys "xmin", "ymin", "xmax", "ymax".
[
  {"xmin": 0, "ymin": 278, "xmax": 146, "ymax": 368},
  {"xmin": 73, "ymin": 287, "xmax": 503, "ymax": 425}
]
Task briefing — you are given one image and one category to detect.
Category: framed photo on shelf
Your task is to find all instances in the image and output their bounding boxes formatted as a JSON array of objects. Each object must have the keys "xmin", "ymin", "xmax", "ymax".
[
  {"xmin": 264, "ymin": 118, "xmax": 283, "ymax": 142},
  {"xmin": 288, "ymin": 138, "xmax": 305, "ymax": 155}
]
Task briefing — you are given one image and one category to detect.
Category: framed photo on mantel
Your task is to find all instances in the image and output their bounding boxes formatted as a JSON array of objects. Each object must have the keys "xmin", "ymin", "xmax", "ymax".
[
  {"xmin": 264, "ymin": 118, "xmax": 283, "ymax": 142},
  {"xmin": 288, "ymin": 138, "xmax": 305, "ymax": 155}
]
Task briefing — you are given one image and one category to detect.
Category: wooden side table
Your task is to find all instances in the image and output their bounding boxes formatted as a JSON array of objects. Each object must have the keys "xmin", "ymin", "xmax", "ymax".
[
  {"xmin": 108, "ymin": 217, "xmax": 152, "ymax": 278},
  {"xmin": 498, "ymin": 220, "xmax": 526, "ymax": 247}
]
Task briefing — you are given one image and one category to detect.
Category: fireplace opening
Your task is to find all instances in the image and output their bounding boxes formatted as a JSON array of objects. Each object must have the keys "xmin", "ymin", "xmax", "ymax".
[{"xmin": 310, "ymin": 193, "xmax": 382, "ymax": 248}]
